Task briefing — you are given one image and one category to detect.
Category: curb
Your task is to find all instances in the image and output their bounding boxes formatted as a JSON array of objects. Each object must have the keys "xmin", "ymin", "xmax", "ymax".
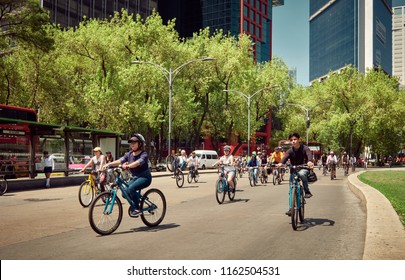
[{"xmin": 347, "ymin": 170, "xmax": 405, "ymax": 260}]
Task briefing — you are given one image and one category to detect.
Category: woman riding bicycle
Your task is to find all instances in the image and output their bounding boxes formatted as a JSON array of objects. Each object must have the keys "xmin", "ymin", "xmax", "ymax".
[
  {"xmin": 80, "ymin": 147, "xmax": 107, "ymax": 193},
  {"xmin": 105, "ymin": 133, "xmax": 151, "ymax": 217},
  {"xmin": 247, "ymin": 153, "xmax": 260, "ymax": 182},
  {"xmin": 187, "ymin": 151, "xmax": 199, "ymax": 176},
  {"xmin": 213, "ymin": 145, "xmax": 236, "ymax": 191}
]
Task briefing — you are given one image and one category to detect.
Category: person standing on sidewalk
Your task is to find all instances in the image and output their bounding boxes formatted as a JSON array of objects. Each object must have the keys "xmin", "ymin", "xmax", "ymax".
[{"xmin": 41, "ymin": 151, "xmax": 55, "ymax": 188}]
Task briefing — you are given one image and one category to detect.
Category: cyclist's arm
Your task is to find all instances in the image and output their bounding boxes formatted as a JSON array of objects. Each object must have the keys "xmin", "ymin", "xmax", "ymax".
[{"xmin": 80, "ymin": 158, "xmax": 93, "ymax": 172}]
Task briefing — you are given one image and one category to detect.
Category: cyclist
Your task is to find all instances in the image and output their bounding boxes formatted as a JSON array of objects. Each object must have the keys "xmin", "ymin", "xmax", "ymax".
[
  {"xmin": 270, "ymin": 147, "xmax": 284, "ymax": 179},
  {"xmin": 247, "ymin": 152, "xmax": 260, "ymax": 183},
  {"xmin": 321, "ymin": 152, "xmax": 327, "ymax": 174},
  {"xmin": 105, "ymin": 134, "xmax": 151, "ymax": 217},
  {"xmin": 187, "ymin": 151, "xmax": 199, "ymax": 176},
  {"xmin": 213, "ymin": 145, "xmax": 236, "ymax": 191},
  {"xmin": 341, "ymin": 151, "xmax": 350, "ymax": 174},
  {"xmin": 278, "ymin": 132, "xmax": 314, "ymax": 216},
  {"xmin": 260, "ymin": 149, "xmax": 270, "ymax": 177},
  {"xmin": 80, "ymin": 147, "xmax": 107, "ymax": 193},
  {"xmin": 327, "ymin": 151, "xmax": 338, "ymax": 178}
]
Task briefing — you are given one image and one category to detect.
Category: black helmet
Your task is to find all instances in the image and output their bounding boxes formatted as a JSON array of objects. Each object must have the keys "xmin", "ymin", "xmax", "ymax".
[{"xmin": 128, "ymin": 133, "xmax": 145, "ymax": 150}]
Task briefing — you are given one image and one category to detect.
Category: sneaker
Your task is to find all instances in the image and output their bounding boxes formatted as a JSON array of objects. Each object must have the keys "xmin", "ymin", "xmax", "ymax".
[
  {"xmin": 130, "ymin": 209, "xmax": 141, "ymax": 217},
  {"xmin": 304, "ymin": 192, "xmax": 313, "ymax": 198},
  {"xmin": 285, "ymin": 209, "xmax": 292, "ymax": 216}
]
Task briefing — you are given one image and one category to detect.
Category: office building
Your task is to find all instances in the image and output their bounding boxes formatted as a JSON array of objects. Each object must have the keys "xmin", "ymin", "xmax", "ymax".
[
  {"xmin": 40, "ymin": 0, "xmax": 158, "ymax": 28},
  {"xmin": 159, "ymin": 0, "xmax": 284, "ymax": 63},
  {"xmin": 310, "ymin": 0, "xmax": 392, "ymax": 82},
  {"xmin": 393, "ymin": 0, "xmax": 405, "ymax": 87}
]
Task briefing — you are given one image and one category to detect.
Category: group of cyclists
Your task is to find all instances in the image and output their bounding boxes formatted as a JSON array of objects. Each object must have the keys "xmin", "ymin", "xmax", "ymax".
[
  {"xmin": 80, "ymin": 131, "xmax": 316, "ymax": 219},
  {"xmin": 319, "ymin": 150, "xmax": 357, "ymax": 178}
]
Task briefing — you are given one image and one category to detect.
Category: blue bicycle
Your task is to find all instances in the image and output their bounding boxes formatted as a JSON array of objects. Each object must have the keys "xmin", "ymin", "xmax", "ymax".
[
  {"xmin": 88, "ymin": 167, "xmax": 167, "ymax": 235},
  {"xmin": 248, "ymin": 167, "xmax": 258, "ymax": 186},
  {"xmin": 215, "ymin": 164, "xmax": 236, "ymax": 204},
  {"xmin": 287, "ymin": 165, "xmax": 309, "ymax": 230}
]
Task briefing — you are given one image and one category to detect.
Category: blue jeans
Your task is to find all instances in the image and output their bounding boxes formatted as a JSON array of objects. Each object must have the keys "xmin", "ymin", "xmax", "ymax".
[
  {"xmin": 297, "ymin": 168, "xmax": 310, "ymax": 193},
  {"xmin": 127, "ymin": 171, "xmax": 152, "ymax": 210}
]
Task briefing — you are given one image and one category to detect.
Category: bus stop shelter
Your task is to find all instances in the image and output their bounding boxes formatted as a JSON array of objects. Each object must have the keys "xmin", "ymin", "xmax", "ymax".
[{"xmin": 0, "ymin": 117, "xmax": 122, "ymax": 178}]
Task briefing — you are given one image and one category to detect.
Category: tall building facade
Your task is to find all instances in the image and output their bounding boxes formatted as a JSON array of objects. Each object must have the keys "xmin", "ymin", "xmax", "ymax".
[
  {"xmin": 159, "ymin": 0, "xmax": 284, "ymax": 63},
  {"xmin": 40, "ymin": 0, "xmax": 158, "ymax": 27},
  {"xmin": 393, "ymin": 0, "xmax": 405, "ymax": 87},
  {"xmin": 309, "ymin": 0, "xmax": 392, "ymax": 82}
]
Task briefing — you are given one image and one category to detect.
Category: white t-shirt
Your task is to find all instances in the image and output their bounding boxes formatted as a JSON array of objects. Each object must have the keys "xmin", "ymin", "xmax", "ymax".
[{"xmin": 91, "ymin": 155, "xmax": 105, "ymax": 171}]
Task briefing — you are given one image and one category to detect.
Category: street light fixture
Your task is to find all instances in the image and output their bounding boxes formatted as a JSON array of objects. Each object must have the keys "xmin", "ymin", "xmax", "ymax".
[
  {"xmin": 132, "ymin": 57, "xmax": 215, "ymax": 156},
  {"xmin": 223, "ymin": 85, "xmax": 279, "ymax": 156},
  {"xmin": 285, "ymin": 100, "xmax": 331, "ymax": 145}
]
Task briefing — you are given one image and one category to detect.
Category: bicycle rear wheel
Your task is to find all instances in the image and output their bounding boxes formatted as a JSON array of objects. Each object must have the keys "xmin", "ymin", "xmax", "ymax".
[
  {"xmin": 299, "ymin": 188, "xmax": 305, "ymax": 222},
  {"xmin": 0, "ymin": 177, "xmax": 8, "ymax": 195},
  {"xmin": 166, "ymin": 155, "xmax": 175, "ymax": 172},
  {"xmin": 140, "ymin": 188, "xmax": 167, "ymax": 227},
  {"xmin": 78, "ymin": 181, "xmax": 94, "ymax": 207},
  {"xmin": 291, "ymin": 188, "xmax": 299, "ymax": 230},
  {"xmin": 176, "ymin": 171, "xmax": 184, "ymax": 188},
  {"xmin": 194, "ymin": 172, "xmax": 199, "ymax": 183},
  {"xmin": 89, "ymin": 192, "xmax": 123, "ymax": 235},
  {"xmin": 260, "ymin": 171, "xmax": 265, "ymax": 184},
  {"xmin": 215, "ymin": 179, "xmax": 226, "ymax": 204}
]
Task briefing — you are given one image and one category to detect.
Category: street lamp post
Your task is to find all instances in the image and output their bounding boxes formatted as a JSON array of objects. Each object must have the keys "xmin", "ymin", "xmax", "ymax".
[
  {"xmin": 286, "ymin": 100, "xmax": 331, "ymax": 145},
  {"xmin": 224, "ymin": 86, "xmax": 278, "ymax": 156},
  {"xmin": 132, "ymin": 58, "xmax": 215, "ymax": 156}
]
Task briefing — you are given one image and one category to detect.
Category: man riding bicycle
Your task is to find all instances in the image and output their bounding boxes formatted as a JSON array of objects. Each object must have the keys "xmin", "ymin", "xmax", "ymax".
[
  {"xmin": 341, "ymin": 151, "xmax": 350, "ymax": 174},
  {"xmin": 327, "ymin": 151, "xmax": 338, "ymax": 179},
  {"xmin": 187, "ymin": 151, "xmax": 199, "ymax": 176},
  {"xmin": 105, "ymin": 133, "xmax": 151, "ymax": 217},
  {"xmin": 278, "ymin": 132, "xmax": 314, "ymax": 216},
  {"xmin": 270, "ymin": 147, "xmax": 284, "ymax": 180}
]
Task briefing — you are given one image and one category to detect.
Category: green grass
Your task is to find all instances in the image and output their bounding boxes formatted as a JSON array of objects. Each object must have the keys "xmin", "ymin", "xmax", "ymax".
[{"xmin": 358, "ymin": 171, "xmax": 405, "ymax": 227}]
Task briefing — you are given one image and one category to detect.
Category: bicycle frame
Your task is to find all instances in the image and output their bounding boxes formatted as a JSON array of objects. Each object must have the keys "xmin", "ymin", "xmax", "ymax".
[{"xmin": 288, "ymin": 167, "xmax": 303, "ymax": 210}]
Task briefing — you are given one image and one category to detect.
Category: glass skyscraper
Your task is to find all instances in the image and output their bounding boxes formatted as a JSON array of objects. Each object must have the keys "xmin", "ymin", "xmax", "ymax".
[
  {"xmin": 309, "ymin": 0, "xmax": 392, "ymax": 82},
  {"xmin": 393, "ymin": 0, "xmax": 405, "ymax": 87},
  {"xmin": 40, "ymin": 0, "xmax": 158, "ymax": 27},
  {"xmin": 159, "ymin": 0, "xmax": 284, "ymax": 63}
]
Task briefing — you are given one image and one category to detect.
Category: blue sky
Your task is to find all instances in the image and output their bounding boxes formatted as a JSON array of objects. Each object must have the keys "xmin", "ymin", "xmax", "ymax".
[{"xmin": 272, "ymin": 0, "xmax": 309, "ymax": 86}]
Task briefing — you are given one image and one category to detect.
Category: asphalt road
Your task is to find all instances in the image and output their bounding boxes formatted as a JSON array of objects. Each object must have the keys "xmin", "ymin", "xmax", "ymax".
[{"xmin": 0, "ymin": 168, "xmax": 366, "ymax": 260}]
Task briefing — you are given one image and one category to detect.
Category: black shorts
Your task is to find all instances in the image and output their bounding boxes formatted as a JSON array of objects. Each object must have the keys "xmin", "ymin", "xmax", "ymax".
[{"xmin": 44, "ymin": 167, "xmax": 52, "ymax": 173}]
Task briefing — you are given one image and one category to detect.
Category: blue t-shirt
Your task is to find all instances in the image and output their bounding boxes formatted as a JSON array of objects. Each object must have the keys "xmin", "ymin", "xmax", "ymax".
[
  {"xmin": 119, "ymin": 150, "xmax": 150, "ymax": 176},
  {"xmin": 247, "ymin": 159, "xmax": 259, "ymax": 167}
]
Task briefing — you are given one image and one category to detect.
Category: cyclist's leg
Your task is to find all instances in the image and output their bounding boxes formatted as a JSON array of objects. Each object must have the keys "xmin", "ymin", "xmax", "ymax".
[
  {"xmin": 227, "ymin": 170, "xmax": 235, "ymax": 189},
  {"xmin": 127, "ymin": 174, "xmax": 152, "ymax": 210},
  {"xmin": 297, "ymin": 169, "xmax": 311, "ymax": 195}
]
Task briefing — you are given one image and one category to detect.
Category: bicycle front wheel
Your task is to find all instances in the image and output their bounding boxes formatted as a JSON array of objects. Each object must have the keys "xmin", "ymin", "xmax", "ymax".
[
  {"xmin": 176, "ymin": 171, "xmax": 184, "ymax": 188},
  {"xmin": 187, "ymin": 172, "xmax": 192, "ymax": 184},
  {"xmin": 215, "ymin": 179, "xmax": 226, "ymax": 204},
  {"xmin": 272, "ymin": 170, "xmax": 277, "ymax": 185},
  {"xmin": 140, "ymin": 188, "xmax": 167, "ymax": 227},
  {"xmin": 89, "ymin": 192, "xmax": 123, "ymax": 235},
  {"xmin": 291, "ymin": 188, "xmax": 299, "ymax": 230},
  {"xmin": 299, "ymin": 188, "xmax": 305, "ymax": 223},
  {"xmin": 78, "ymin": 181, "xmax": 94, "ymax": 207},
  {"xmin": 0, "ymin": 177, "xmax": 8, "ymax": 195}
]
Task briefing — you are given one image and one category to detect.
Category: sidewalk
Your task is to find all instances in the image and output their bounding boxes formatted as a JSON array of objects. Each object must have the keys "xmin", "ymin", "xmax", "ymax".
[{"xmin": 347, "ymin": 168, "xmax": 405, "ymax": 260}]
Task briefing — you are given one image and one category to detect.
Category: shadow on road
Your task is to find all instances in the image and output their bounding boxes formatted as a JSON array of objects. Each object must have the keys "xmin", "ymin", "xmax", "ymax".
[
  {"xmin": 295, "ymin": 218, "xmax": 336, "ymax": 231},
  {"xmin": 108, "ymin": 223, "xmax": 180, "ymax": 235}
]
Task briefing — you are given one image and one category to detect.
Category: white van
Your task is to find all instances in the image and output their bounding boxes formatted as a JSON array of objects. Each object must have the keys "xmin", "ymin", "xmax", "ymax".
[{"xmin": 193, "ymin": 150, "xmax": 218, "ymax": 169}]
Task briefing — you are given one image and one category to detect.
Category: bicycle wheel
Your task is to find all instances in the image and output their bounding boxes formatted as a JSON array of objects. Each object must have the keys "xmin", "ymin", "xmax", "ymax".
[
  {"xmin": 89, "ymin": 192, "xmax": 123, "ymax": 235},
  {"xmin": 215, "ymin": 179, "xmax": 226, "ymax": 204},
  {"xmin": 272, "ymin": 170, "xmax": 277, "ymax": 185},
  {"xmin": 299, "ymin": 188, "xmax": 305, "ymax": 223},
  {"xmin": 176, "ymin": 171, "xmax": 184, "ymax": 188},
  {"xmin": 260, "ymin": 171, "xmax": 265, "ymax": 184},
  {"xmin": 166, "ymin": 155, "xmax": 175, "ymax": 172},
  {"xmin": 78, "ymin": 181, "xmax": 94, "ymax": 207},
  {"xmin": 194, "ymin": 172, "xmax": 199, "ymax": 183},
  {"xmin": 228, "ymin": 179, "xmax": 236, "ymax": 201},
  {"xmin": 249, "ymin": 172, "xmax": 254, "ymax": 187},
  {"xmin": 291, "ymin": 188, "xmax": 299, "ymax": 230},
  {"xmin": 140, "ymin": 188, "xmax": 167, "ymax": 227},
  {"xmin": 0, "ymin": 177, "xmax": 8, "ymax": 195},
  {"xmin": 187, "ymin": 172, "xmax": 192, "ymax": 184}
]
